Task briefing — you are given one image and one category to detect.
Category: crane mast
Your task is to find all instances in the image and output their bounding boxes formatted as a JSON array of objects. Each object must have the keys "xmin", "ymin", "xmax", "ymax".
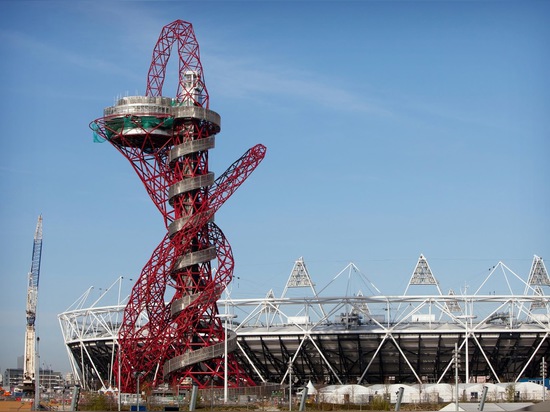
[{"xmin": 22, "ymin": 216, "xmax": 43, "ymax": 396}]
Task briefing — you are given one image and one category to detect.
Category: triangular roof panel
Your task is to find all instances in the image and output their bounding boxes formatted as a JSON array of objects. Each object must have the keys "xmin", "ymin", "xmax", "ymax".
[
  {"xmin": 528, "ymin": 255, "xmax": 550, "ymax": 286},
  {"xmin": 286, "ymin": 257, "xmax": 315, "ymax": 288},
  {"xmin": 410, "ymin": 254, "xmax": 438, "ymax": 286},
  {"xmin": 445, "ymin": 289, "xmax": 462, "ymax": 313}
]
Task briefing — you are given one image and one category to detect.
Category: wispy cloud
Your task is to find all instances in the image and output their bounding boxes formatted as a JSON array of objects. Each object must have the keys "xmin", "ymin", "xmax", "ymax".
[
  {"xmin": 204, "ymin": 53, "xmax": 394, "ymax": 117},
  {"xmin": 204, "ymin": 52, "xmax": 506, "ymax": 132},
  {"xmin": 0, "ymin": 29, "xmax": 142, "ymax": 81}
]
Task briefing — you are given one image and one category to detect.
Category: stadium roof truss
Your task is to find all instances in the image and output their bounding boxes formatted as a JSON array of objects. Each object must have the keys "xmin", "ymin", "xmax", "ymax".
[
  {"xmin": 59, "ymin": 256, "xmax": 550, "ymax": 389},
  {"xmin": 58, "ymin": 277, "xmax": 148, "ymax": 390},
  {"xmin": 222, "ymin": 255, "xmax": 550, "ymax": 386}
]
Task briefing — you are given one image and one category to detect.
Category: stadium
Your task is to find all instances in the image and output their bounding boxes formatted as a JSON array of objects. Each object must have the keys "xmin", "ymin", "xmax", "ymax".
[{"xmin": 58, "ymin": 254, "xmax": 550, "ymax": 392}]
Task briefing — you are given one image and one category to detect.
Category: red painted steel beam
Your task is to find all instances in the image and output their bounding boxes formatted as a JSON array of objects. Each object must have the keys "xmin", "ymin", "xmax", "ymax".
[{"xmin": 91, "ymin": 20, "xmax": 265, "ymax": 392}]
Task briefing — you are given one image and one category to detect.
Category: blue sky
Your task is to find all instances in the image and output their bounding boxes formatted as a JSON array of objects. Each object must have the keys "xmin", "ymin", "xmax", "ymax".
[{"xmin": 0, "ymin": 0, "xmax": 548, "ymax": 375}]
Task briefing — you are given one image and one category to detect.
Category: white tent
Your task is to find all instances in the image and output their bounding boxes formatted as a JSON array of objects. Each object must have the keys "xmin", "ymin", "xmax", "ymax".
[
  {"xmin": 417, "ymin": 383, "xmax": 454, "ymax": 403},
  {"xmin": 365, "ymin": 383, "xmax": 421, "ymax": 403},
  {"xmin": 388, "ymin": 384, "xmax": 419, "ymax": 403},
  {"xmin": 317, "ymin": 384, "xmax": 373, "ymax": 404},
  {"xmin": 306, "ymin": 380, "xmax": 317, "ymax": 395},
  {"xmin": 297, "ymin": 380, "xmax": 317, "ymax": 396},
  {"xmin": 311, "ymin": 381, "xmax": 547, "ymax": 405},
  {"xmin": 416, "ymin": 383, "xmax": 508, "ymax": 403},
  {"xmin": 512, "ymin": 381, "xmax": 546, "ymax": 401},
  {"xmin": 318, "ymin": 383, "xmax": 420, "ymax": 404}
]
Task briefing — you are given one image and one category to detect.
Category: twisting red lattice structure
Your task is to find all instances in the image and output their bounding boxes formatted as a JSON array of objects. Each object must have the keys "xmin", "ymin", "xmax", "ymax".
[{"xmin": 91, "ymin": 20, "xmax": 265, "ymax": 392}]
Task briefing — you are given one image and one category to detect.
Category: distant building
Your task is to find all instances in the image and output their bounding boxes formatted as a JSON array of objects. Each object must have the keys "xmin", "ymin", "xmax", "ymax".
[
  {"xmin": 4, "ymin": 369, "xmax": 24, "ymax": 391},
  {"xmin": 3, "ymin": 368, "xmax": 64, "ymax": 393}
]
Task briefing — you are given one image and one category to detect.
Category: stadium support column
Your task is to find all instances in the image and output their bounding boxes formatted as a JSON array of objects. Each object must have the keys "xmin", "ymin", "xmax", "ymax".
[
  {"xmin": 454, "ymin": 343, "xmax": 459, "ymax": 412},
  {"xmin": 216, "ymin": 313, "xmax": 237, "ymax": 403}
]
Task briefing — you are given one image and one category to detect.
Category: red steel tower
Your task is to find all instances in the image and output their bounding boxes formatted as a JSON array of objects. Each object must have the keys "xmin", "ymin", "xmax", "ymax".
[{"xmin": 91, "ymin": 20, "xmax": 265, "ymax": 391}]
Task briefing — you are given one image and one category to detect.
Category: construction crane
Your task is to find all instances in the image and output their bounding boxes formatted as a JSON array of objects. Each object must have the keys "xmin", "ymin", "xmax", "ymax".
[{"xmin": 22, "ymin": 216, "xmax": 43, "ymax": 397}]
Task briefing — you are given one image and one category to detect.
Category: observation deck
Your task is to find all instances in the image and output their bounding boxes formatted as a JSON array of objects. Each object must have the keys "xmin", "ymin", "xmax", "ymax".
[{"xmin": 101, "ymin": 96, "xmax": 221, "ymax": 150}]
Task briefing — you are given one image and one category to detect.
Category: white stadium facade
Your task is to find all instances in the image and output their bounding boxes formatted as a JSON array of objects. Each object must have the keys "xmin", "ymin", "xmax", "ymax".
[{"xmin": 58, "ymin": 255, "xmax": 550, "ymax": 392}]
